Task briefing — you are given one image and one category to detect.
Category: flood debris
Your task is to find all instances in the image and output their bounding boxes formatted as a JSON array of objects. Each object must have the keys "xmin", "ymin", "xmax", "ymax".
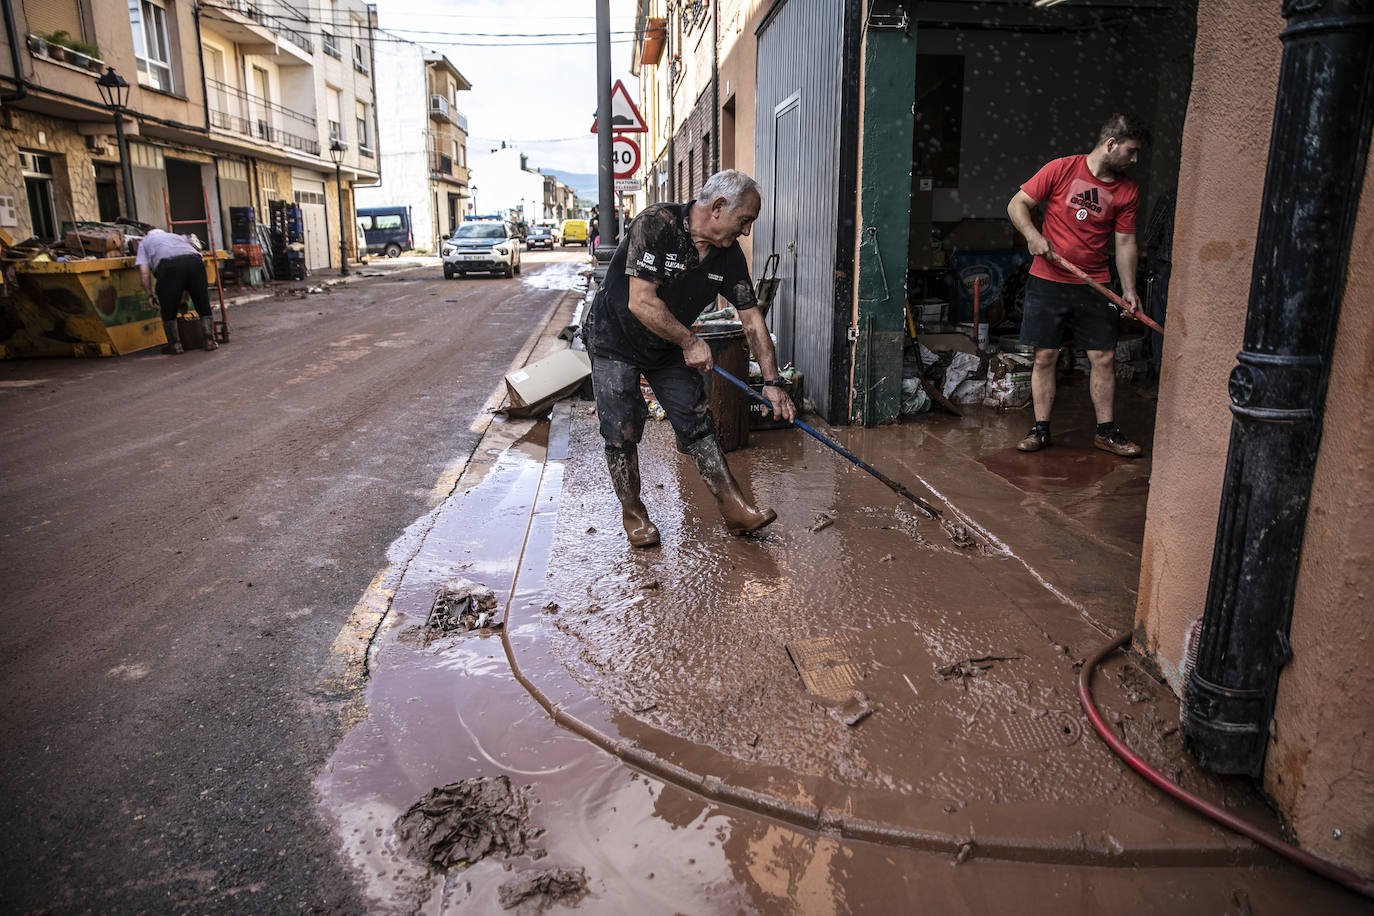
[
  {"xmin": 830, "ymin": 691, "xmax": 875, "ymax": 727},
  {"xmin": 941, "ymin": 519, "xmax": 976, "ymax": 549},
  {"xmin": 935, "ymin": 654, "xmax": 1024, "ymax": 688},
  {"xmin": 542, "ymin": 601, "xmax": 560, "ymax": 613},
  {"xmin": 1115, "ymin": 663, "xmax": 1158, "ymax": 703},
  {"xmin": 953, "ymin": 841, "xmax": 975, "ymax": 865},
  {"xmin": 425, "ymin": 578, "xmax": 501, "ymax": 641},
  {"xmin": 393, "ymin": 775, "xmax": 542, "ymax": 871},
  {"xmin": 808, "ymin": 512, "xmax": 835, "ymax": 533},
  {"xmin": 498, "ymin": 866, "xmax": 589, "ymax": 913}
]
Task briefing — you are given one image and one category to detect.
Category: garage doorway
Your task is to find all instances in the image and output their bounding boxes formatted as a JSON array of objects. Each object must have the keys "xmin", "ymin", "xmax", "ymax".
[
  {"xmin": 294, "ymin": 180, "xmax": 330, "ymax": 271},
  {"xmin": 771, "ymin": 94, "xmax": 801, "ymax": 366},
  {"xmin": 165, "ymin": 158, "xmax": 208, "ymax": 248}
]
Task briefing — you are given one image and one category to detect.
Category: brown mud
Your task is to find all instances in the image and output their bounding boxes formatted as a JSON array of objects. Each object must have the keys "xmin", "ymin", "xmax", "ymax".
[
  {"xmin": 317, "ymin": 383, "xmax": 1366, "ymax": 913},
  {"xmin": 394, "ymin": 775, "xmax": 541, "ymax": 869},
  {"xmin": 497, "ymin": 866, "xmax": 589, "ymax": 914}
]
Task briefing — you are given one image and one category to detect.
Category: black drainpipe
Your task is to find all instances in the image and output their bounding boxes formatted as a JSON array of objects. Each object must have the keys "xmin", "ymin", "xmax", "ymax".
[
  {"xmin": 1183, "ymin": 0, "xmax": 1374, "ymax": 778},
  {"xmin": 2, "ymin": 0, "xmax": 29, "ymax": 104},
  {"xmin": 193, "ymin": 2, "xmax": 211, "ymax": 132},
  {"xmin": 825, "ymin": 0, "xmax": 864, "ymax": 426},
  {"xmin": 710, "ymin": 1, "xmax": 719, "ymax": 173},
  {"xmin": 666, "ymin": 7, "xmax": 676, "ymax": 201}
]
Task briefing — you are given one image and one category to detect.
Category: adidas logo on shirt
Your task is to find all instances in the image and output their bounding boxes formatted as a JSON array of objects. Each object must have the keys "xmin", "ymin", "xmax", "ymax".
[{"xmin": 1069, "ymin": 186, "xmax": 1104, "ymax": 214}]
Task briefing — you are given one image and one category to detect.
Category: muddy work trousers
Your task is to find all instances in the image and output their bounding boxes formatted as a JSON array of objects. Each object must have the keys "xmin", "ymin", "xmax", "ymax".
[
  {"xmin": 153, "ymin": 254, "xmax": 211, "ymax": 322},
  {"xmin": 589, "ymin": 353, "xmax": 715, "ymax": 453}
]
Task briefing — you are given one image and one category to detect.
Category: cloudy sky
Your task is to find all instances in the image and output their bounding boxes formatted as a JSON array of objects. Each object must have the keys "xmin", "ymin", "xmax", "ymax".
[{"xmin": 370, "ymin": 0, "xmax": 640, "ymax": 178}]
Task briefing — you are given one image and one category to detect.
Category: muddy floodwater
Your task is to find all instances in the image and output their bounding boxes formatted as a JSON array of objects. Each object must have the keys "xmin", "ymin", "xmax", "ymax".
[{"xmin": 318, "ymin": 384, "xmax": 1364, "ymax": 914}]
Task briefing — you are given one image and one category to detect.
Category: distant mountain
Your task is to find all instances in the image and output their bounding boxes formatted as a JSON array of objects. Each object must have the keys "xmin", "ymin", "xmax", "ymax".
[{"xmin": 541, "ymin": 170, "xmax": 598, "ymax": 199}]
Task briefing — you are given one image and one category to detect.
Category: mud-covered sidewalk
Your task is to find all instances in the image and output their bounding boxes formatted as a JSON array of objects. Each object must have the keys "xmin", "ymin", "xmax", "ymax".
[{"xmin": 316, "ymin": 301, "xmax": 1366, "ymax": 913}]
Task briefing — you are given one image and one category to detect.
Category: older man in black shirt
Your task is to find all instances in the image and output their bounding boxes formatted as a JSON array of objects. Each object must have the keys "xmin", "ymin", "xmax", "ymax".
[{"xmin": 582, "ymin": 170, "xmax": 796, "ymax": 548}]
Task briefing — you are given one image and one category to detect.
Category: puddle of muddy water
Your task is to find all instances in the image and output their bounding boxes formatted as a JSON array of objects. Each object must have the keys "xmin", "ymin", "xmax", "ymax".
[{"xmin": 317, "ymin": 406, "xmax": 1363, "ymax": 915}]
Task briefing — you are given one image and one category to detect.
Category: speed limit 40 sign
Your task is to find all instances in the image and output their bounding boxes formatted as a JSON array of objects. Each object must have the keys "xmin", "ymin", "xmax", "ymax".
[{"xmin": 612, "ymin": 136, "xmax": 640, "ymax": 180}]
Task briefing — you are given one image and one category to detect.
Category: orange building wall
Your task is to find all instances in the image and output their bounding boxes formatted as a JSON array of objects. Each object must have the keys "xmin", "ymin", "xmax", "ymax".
[
  {"xmin": 1135, "ymin": 0, "xmax": 1373, "ymax": 875},
  {"xmin": 715, "ymin": 1, "xmax": 767, "ymax": 263}
]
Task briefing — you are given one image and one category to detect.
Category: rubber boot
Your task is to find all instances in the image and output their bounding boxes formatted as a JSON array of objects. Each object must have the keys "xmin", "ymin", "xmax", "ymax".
[
  {"xmin": 200, "ymin": 316, "xmax": 219, "ymax": 351},
  {"xmin": 685, "ymin": 435, "xmax": 777, "ymax": 535},
  {"xmin": 161, "ymin": 320, "xmax": 183, "ymax": 355},
  {"xmin": 606, "ymin": 446, "xmax": 660, "ymax": 548}
]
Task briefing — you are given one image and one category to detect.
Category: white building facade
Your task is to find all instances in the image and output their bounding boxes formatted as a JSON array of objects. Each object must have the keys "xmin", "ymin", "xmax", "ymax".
[{"xmin": 354, "ymin": 33, "xmax": 470, "ymax": 250}]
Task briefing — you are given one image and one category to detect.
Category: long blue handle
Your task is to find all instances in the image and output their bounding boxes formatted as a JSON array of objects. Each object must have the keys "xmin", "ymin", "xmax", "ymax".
[{"xmin": 712, "ymin": 366, "xmax": 943, "ymax": 519}]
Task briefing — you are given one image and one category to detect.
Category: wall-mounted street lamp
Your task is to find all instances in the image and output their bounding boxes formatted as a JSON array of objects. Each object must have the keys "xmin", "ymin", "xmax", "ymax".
[
  {"xmin": 328, "ymin": 139, "xmax": 349, "ymax": 276},
  {"xmin": 94, "ymin": 67, "xmax": 137, "ymax": 220}
]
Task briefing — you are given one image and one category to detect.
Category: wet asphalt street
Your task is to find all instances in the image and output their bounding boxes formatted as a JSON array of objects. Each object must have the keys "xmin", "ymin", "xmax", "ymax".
[{"xmin": 0, "ymin": 251, "xmax": 585, "ymax": 913}]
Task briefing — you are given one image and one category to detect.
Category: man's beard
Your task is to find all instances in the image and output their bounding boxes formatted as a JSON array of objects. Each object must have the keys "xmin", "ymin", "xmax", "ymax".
[{"xmin": 1104, "ymin": 151, "xmax": 1133, "ymax": 176}]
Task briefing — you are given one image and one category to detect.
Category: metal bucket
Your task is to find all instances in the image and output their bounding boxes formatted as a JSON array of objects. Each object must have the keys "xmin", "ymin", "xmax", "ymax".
[{"xmin": 697, "ymin": 320, "xmax": 750, "ymax": 452}]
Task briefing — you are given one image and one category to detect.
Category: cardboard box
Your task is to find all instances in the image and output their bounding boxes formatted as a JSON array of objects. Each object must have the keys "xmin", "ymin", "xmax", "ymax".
[
  {"xmin": 504, "ymin": 349, "xmax": 591, "ymax": 418},
  {"xmin": 64, "ymin": 226, "xmax": 124, "ymax": 253}
]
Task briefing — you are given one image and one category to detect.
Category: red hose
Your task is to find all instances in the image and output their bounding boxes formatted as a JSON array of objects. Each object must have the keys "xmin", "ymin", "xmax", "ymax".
[{"xmin": 1078, "ymin": 632, "xmax": 1374, "ymax": 899}]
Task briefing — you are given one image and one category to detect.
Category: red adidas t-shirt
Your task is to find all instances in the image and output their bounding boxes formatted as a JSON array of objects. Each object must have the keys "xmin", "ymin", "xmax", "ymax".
[{"xmin": 1021, "ymin": 154, "xmax": 1138, "ymax": 284}]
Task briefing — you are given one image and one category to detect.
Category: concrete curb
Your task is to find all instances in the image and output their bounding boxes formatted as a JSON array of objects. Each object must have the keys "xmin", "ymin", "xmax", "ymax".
[{"xmin": 322, "ymin": 274, "xmax": 585, "ymax": 729}]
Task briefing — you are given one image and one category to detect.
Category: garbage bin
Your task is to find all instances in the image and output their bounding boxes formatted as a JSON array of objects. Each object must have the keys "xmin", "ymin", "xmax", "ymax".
[
  {"xmin": 696, "ymin": 320, "xmax": 750, "ymax": 453},
  {"xmin": 0, "ymin": 253, "xmax": 225, "ymax": 358}
]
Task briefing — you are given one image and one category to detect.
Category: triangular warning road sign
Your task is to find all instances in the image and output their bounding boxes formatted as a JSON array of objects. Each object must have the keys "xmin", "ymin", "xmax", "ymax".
[{"xmin": 590, "ymin": 80, "xmax": 647, "ymax": 133}]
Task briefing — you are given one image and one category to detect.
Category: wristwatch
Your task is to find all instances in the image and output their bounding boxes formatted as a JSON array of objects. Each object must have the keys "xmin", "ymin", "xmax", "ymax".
[{"xmin": 763, "ymin": 377, "xmax": 787, "ymax": 389}]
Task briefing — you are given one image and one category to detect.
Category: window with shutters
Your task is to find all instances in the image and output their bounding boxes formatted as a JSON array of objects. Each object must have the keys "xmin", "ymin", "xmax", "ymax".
[
  {"xmin": 327, "ymin": 87, "xmax": 343, "ymax": 144},
  {"xmin": 23, "ymin": 0, "xmax": 87, "ymax": 43},
  {"xmin": 356, "ymin": 101, "xmax": 371, "ymax": 156},
  {"xmin": 128, "ymin": 0, "xmax": 173, "ymax": 93}
]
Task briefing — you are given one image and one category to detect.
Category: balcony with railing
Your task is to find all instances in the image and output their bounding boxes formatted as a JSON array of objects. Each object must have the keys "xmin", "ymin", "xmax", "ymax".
[
  {"xmin": 207, "ymin": 78, "xmax": 320, "ymax": 156},
  {"xmin": 428, "ymin": 94, "xmax": 450, "ymax": 122},
  {"xmin": 205, "ymin": 0, "xmax": 314, "ymax": 54},
  {"xmin": 430, "ymin": 152, "xmax": 468, "ymax": 185}
]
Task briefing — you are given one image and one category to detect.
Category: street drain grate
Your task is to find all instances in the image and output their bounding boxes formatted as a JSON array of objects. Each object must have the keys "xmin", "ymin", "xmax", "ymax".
[
  {"xmin": 969, "ymin": 711, "xmax": 1082, "ymax": 755},
  {"xmin": 786, "ymin": 636, "xmax": 861, "ymax": 703}
]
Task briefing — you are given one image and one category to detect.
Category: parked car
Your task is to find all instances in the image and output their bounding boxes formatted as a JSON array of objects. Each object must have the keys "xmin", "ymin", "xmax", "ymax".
[
  {"xmin": 557, "ymin": 219, "xmax": 588, "ymax": 247},
  {"xmin": 442, "ymin": 221, "xmax": 522, "ymax": 278},
  {"xmin": 354, "ymin": 217, "xmax": 369, "ymax": 264},
  {"xmin": 525, "ymin": 225, "xmax": 554, "ymax": 250},
  {"xmin": 356, "ymin": 206, "xmax": 413, "ymax": 258}
]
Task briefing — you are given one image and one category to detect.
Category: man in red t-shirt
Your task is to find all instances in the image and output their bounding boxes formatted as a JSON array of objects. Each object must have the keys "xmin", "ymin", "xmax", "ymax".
[{"xmin": 1007, "ymin": 113, "xmax": 1149, "ymax": 456}]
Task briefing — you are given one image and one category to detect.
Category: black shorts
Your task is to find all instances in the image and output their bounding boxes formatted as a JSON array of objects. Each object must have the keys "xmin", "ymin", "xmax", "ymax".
[{"xmin": 1019, "ymin": 275, "xmax": 1118, "ymax": 352}]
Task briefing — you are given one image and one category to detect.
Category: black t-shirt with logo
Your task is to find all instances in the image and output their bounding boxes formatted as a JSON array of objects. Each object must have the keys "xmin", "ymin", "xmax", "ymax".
[{"xmin": 587, "ymin": 201, "xmax": 757, "ymax": 367}]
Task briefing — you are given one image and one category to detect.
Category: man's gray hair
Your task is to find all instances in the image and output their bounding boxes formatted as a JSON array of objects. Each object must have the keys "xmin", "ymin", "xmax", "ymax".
[{"xmin": 699, "ymin": 170, "xmax": 760, "ymax": 210}]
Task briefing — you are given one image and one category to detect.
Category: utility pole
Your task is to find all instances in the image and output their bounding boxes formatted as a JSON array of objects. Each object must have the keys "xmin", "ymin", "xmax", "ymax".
[{"xmin": 595, "ymin": 0, "xmax": 617, "ymax": 259}]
